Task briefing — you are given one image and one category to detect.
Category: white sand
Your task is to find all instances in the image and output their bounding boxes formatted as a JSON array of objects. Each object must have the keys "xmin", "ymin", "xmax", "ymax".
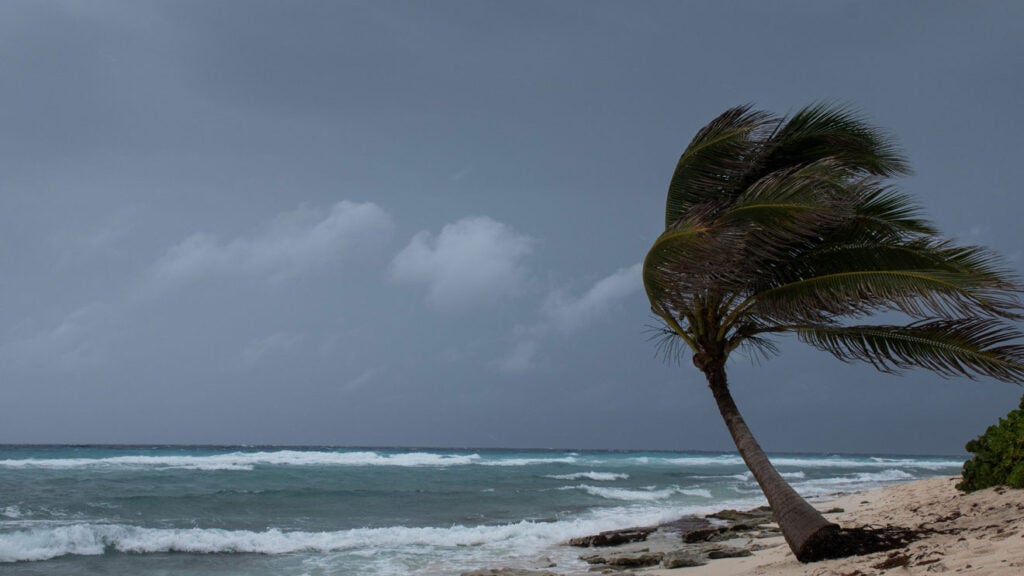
[{"xmin": 639, "ymin": 477, "xmax": 1024, "ymax": 576}]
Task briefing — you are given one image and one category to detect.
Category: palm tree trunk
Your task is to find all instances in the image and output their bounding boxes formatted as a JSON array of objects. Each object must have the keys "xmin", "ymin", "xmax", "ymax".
[{"xmin": 703, "ymin": 363, "xmax": 838, "ymax": 562}]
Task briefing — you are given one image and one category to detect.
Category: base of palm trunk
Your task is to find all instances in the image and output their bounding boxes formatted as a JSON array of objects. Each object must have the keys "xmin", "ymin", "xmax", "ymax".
[
  {"xmin": 794, "ymin": 523, "xmax": 929, "ymax": 563},
  {"xmin": 792, "ymin": 523, "xmax": 841, "ymax": 563}
]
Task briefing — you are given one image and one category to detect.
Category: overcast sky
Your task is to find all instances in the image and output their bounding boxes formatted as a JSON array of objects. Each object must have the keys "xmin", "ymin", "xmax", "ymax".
[{"xmin": 2, "ymin": 1, "xmax": 1022, "ymax": 454}]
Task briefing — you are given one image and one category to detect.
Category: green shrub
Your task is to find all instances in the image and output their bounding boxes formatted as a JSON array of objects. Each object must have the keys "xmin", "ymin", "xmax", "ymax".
[{"xmin": 957, "ymin": 395, "xmax": 1024, "ymax": 492}]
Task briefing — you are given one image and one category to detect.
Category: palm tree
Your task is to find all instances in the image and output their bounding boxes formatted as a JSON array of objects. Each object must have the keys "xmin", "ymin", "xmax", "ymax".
[{"xmin": 642, "ymin": 103, "xmax": 1024, "ymax": 562}]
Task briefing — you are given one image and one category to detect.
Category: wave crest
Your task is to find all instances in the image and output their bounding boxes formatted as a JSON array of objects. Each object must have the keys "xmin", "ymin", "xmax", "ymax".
[{"xmin": 544, "ymin": 472, "xmax": 628, "ymax": 481}]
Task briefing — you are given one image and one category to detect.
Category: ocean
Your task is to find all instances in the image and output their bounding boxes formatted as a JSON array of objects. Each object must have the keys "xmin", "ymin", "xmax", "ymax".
[{"xmin": 0, "ymin": 446, "xmax": 963, "ymax": 575}]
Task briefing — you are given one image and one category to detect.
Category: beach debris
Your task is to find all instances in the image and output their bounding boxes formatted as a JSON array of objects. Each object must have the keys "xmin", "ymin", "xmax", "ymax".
[{"xmin": 872, "ymin": 551, "xmax": 912, "ymax": 570}]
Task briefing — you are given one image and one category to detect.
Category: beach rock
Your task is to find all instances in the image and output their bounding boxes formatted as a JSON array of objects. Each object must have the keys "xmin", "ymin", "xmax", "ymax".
[
  {"xmin": 706, "ymin": 546, "xmax": 754, "ymax": 559},
  {"xmin": 661, "ymin": 551, "xmax": 707, "ymax": 568},
  {"xmin": 682, "ymin": 526, "xmax": 729, "ymax": 543},
  {"xmin": 657, "ymin": 516, "xmax": 711, "ymax": 534},
  {"xmin": 605, "ymin": 552, "xmax": 664, "ymax": 567},
  {"xmin": 707, "ymin": 507, "xmax": 774, "ymax": 524},
  {"xmin": 567, "ymin": 526, "xmax": 656, "ymax": 547}
]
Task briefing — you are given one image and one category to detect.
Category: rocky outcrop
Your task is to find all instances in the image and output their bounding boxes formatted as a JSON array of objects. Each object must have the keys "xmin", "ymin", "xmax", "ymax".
[
  {"xmin": 566, "ymin": 526, "xmax": 656, "ymax": 547},
  {"xmin": 570, "ymin": 506, "xmax": 777, "ymax": 571}
]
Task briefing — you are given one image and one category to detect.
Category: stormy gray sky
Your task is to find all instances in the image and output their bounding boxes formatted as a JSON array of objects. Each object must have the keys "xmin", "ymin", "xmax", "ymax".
[{"xmin": 2, "ymin": 1, "xmax": 1022, "ymax": 454}]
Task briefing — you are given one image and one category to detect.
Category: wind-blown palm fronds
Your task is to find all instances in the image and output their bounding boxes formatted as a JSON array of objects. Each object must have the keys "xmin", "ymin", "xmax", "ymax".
[{"xmin": 643, "ymin": 103, "xmax": 1024, "ymax": 562}]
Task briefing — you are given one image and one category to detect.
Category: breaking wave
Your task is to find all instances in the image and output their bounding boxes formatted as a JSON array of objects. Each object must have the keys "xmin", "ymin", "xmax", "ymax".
[
  {"xmin": 562, "ymin": 485, "xmax": 712, "ymax": 502},
  {"xmin": 0, "ymin": 451, "xmax": 485, "ymax": 471},
  {"xmin": 0, "ymin": 507, "xmax": 696, "ymax": 564},
  {"xmin": 544, "ymin": 472, "xmax": 629, "ymax": 481}
]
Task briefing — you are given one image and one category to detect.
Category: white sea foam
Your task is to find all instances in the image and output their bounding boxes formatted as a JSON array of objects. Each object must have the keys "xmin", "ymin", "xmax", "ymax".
[
  {"xmin": 544, "ymin": 472, "xmax": 629, "ymax": 481},
  {"xmin": 798, "ymin": 469, "xmax": 915, "ymax": 487},
  {"xmin": 480, "ymin": 457, "xmax": 579, "ymax": 467},
  {"xmin": 0, "ymin": 451, "xmax": 484, "ymax": 471},
  {"xmin": 1, "ymin": 506, "xmax": 22, "ymax": 519},
  {"xmin": 0, "ymin": 501, "xmax": 737, "ymax": 565},
  {"xmin": 636, "ymin": 454, "xmax": 960, "ymax": 471},
  {"xmin": 731, "ymin": 471, "xmax": 806, "ymax": 482},
  {"xmin": 563, "ymin": 485, "xmax": 713, "ymax": 502}
]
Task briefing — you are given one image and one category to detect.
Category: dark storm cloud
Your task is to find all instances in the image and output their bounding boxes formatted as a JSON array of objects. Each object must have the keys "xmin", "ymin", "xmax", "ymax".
[{"xmin": 1, "ymin": 1, "xmax": 1021, "ymax": 453}]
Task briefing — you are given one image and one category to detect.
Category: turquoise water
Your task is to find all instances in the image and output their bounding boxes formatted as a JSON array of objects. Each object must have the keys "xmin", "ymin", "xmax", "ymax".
[{"xmin": 0, "ymin": 446, "xmax": 963, "ymax": 575}]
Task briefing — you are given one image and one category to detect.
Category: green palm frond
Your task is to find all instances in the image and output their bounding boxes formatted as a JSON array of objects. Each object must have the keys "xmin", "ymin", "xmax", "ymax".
[
  {"xmin": 748, "ymin": 268, "xmax": 1017, "ymax": 324},
  {"xmin": 848, "ymin": 184, "xmax": 936, "ymax": 237},
  {"xmin": 665, "ymin": 105, "xmax": 775, "ymax": 228},
  {"xmin": 645, "ymin": 103, "xmax": 1024, "ymax": 385},
  {"xmin": 796, "ymin": 319, "xmax": 1024, "ymax": 383},
  {"xmin": 763, "ymin": 102, "xmax": 911, "ymax": 178}
]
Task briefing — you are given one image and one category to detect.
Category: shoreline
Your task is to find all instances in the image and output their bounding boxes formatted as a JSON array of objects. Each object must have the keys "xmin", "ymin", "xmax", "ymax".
[{"xmin": 468, "ymin": 477, "xmax": 1024, "ymax": 576}]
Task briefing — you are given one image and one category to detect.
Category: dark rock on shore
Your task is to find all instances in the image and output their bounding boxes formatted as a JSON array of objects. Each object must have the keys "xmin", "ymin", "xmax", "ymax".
[
  {"xmin": 567, "ymin": 526, "xmax": 657, "ymax": 547},
  {"xmin": 706, "ymin": 546, "xmax": 754, "ymax": 559},
  {"xmin": 604, "ymin": 552, "xmax": 664, "ymax": 568},
  {"xmin": 660, "ymin": 551, "xmax": 707, "ymax": 568},
  {"xmin": 570, "ymin": 505, "xmax": 779, "ymax": 571},
  {"xmin": 706, "ymin": 506, "xmax": 774, "ymax": 523}
]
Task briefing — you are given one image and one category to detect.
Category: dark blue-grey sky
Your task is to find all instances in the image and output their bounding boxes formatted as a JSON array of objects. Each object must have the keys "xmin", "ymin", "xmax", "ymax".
[{"xmin": 2, "ymin": 1, "xmax": 1022, "ymax": 454}]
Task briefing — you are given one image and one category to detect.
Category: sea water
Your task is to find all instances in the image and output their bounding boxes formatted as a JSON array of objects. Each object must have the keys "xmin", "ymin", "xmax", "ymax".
[{"xmin": 0, "ymin": 446, "xmax": 962, "ymax": 575}]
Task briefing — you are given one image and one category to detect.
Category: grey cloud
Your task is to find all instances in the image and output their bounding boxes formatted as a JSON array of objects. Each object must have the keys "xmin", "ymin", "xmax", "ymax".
[
  {"xmin": 499, "ymin": 263, "xmax": 645, "ymax": 373},
  {"xmin": 543, "ymin": 263, "xmax": 643, "ymax": 334},
  {"xmin": 147, "ymin": 201, "xmax": 393, "ymax": 292},
  {"xmin": 1, "ymin": 302, "xmax": 116, "ymax": 372},
  {"xmin": 2, "ymin": 1, "xmax": 1022, "ymax": 451},
  {"xmin": 390, "ymin": 216, "xmax": 535, "ymax": 310}
]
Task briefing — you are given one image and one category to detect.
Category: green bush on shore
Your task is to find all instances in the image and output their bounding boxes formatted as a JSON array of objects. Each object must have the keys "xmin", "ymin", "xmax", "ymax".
[{"xmin": 957, "ymin": 395, "xmax": 1024, "ymax": 492}]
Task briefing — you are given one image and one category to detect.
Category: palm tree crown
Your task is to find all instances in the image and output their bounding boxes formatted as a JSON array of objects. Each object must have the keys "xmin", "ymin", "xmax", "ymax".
[
  {"xmin": 645, "ymin": 103, "xmax": 1024, "ymax": 380},
  {"xmin": 643, "ymin": 103, "xmax": 1024, "ymax": 562}
]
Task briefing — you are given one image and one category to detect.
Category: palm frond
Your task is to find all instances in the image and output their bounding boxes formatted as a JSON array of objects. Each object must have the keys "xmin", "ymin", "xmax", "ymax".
[
  {"xmin": 748, "ymin": 268, "xmax": 1019, "ymax": 324},
  {"xmin": 645, "ymin": 322, "xmax": 692, "ymax": 364},
  {"xmin": 848, "ymin": 183, "xmax": 936, "ymax": 237},
  {"xmin": 665, "ymin": 105, "xmax": 776, "ymax": 229},
  {"xmin": 763, "ymin": 102, "xmax": 911, "ymax": 178},
  {"xmin": 645, "ymin": 103, "xmax": 1024, "ymax": 385},
  {"xmin": 796, "ymin": 319, "xmax": 1024, "ymax": 383}
]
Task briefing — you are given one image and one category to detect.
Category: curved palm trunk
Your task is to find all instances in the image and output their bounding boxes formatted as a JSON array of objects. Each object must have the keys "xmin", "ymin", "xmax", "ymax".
[{"xmin": 703, "ymin": 363, "xmax": 838, "ymax": 562}]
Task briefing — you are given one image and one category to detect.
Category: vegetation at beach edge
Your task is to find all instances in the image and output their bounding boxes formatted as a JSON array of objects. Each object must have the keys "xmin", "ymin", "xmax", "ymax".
[{"xmin": 958, "ymin": 395, "xmax": 1024, "ymax": 492}]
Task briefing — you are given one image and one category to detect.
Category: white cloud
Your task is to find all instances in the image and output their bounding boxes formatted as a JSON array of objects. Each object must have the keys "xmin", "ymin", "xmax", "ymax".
[
  {"xmin": 543, "ymin": 263, "xmax": 643, "ymax": 333},
  {"xmin": 148, "ymin": 201, "xmax": 393, "ymax": 290},
  {"xmin": 390, "ymin": 216, "xmax": 535, "ymax": 309}
]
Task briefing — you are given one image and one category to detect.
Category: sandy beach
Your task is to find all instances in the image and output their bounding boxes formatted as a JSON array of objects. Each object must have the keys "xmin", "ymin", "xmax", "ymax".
[{"xmin": 580, "ymin": 477, "xmax": 1024, "ymax": 576}]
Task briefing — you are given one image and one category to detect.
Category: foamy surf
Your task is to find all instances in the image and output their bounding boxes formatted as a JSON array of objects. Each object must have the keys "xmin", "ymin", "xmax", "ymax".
[
  {"xmin": 0, "ymin": 450, "xmax": 484, "ymax": 471},
  {"xmin": 0, "ymin": 504, "xmax": 716, "ymax": 564},
  {"xmin": 543, "ymin": 472, "xmax": 629, "ymax": 481},
  {"xmin": 0, "ymin": 447, "xmax": 963, "ymax": 575}
]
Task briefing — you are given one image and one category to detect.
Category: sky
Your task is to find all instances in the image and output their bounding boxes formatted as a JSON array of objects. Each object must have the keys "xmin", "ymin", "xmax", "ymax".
[{"xmin": 1, "ymin": 1, "xmax": 1022, "ymax": 454}]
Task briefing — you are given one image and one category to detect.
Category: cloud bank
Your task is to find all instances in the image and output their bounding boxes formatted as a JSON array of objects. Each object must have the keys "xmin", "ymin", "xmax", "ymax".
[
  {"xmin": 390, "ymin": 216, "xmax": 535, "ymax": 310},
  {"xmin": 149, "ymin": 201, "xmax": 393, "ymax": 291}
]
